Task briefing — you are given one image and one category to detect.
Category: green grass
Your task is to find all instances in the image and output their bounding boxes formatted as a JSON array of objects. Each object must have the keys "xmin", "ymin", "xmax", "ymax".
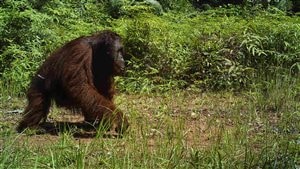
[{"xmin": 0, "ymin": 84, "xmax": 299, "ymax": 168}]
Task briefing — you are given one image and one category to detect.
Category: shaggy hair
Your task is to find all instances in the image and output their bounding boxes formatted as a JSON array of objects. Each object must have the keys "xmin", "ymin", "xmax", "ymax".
[{"xmin": 17, "ymin": 30, "xmax": 129, "ymax": 133}]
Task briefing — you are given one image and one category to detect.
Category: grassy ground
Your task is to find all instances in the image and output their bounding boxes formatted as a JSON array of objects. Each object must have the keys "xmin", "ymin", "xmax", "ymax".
[{"xmin": 0, "ymin": 90, "xmax": 299, "ymax": 168}]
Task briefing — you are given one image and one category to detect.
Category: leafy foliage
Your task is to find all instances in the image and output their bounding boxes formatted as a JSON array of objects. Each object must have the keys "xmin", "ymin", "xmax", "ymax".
[
  {"xmin": 192, "ymin": 0, "xmax": 299, "ymax": 13},
  {"xmin": 0, "ymin": 1, "xmax": 299, "ymax": 94},
  {"xmin": 0, "ymin": 0, "xmax": 105, "ymax": 94},
  {"xmin": 116, "ymin": 11, "xmax": 299, "ymax": 92}
]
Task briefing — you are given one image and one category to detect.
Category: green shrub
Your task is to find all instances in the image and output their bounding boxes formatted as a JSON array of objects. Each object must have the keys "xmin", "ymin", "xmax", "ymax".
[
  {"xmin": 0, "ymin": 1, "xmax": 105, "ymax": 94},
  {"xmin": 115, "ymin": 11, "xmax": 299, "ymax": 92},
  {"xmin": 240, "ymin": 17, "xmax": 300, "ymax": 73},
  {"xmin": 104, "ymin": 0, "xmax": 164, "ymax": 18},
  {"xmin": 1, "ymin": 3, "xmax": 299, "ymax": 94},
  {"xmin": 157, "ymin": 0, "xmax": 193, "ymax": 11}
]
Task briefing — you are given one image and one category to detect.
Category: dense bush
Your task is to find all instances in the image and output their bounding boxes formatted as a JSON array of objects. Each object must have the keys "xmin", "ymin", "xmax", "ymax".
[
  {"xmin": 0, "ymin": 1, "xmax": 299, "ymax": 94},
  {"xmin": 0, "ymin": 0, "xmax": 106, "ymax": 93},
  {"xmin": 115, "ymin": 11, "xmax": 300, "ymax": 92},
  {"xmin": 192, "ymin": 0, "xmax": 300, "ymax": 13}
]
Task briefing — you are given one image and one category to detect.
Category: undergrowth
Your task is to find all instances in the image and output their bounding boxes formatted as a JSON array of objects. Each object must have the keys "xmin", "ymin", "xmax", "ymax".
[{"xmin": 0, "ymin": 1, "xmax": 299, "ymax": 94}]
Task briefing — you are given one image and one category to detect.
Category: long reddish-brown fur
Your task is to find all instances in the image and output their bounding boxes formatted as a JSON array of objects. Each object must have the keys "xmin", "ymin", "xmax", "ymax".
[{"xmin": 17, "ymin": 30, "xmax": 128, "ymax": 133}]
